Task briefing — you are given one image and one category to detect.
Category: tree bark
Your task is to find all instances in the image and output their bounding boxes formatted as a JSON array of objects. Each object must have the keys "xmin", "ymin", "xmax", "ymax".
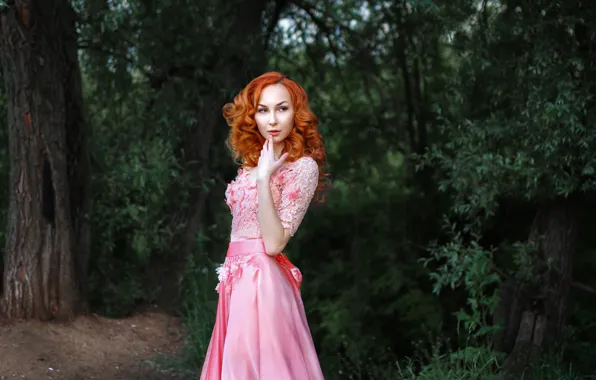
[
  {"xmin": 495, "ymin": 197, "xmax": 580, "ymax": 377},
  {"xmin": 0, "ymin": 0, "xmax": 91, "ymax": 320}
]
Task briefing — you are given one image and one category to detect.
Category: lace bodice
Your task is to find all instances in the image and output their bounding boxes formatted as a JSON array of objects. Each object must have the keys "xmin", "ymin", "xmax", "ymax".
[{"xmin": 225, "ymin": 156, "xmax": 319, "ymax": 242}]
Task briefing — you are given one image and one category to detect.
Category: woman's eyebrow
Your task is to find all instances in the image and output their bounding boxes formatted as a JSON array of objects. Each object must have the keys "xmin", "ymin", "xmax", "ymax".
[{"xmin": 258, "ymin": 101, "xmax": 289, "ymax": 107}]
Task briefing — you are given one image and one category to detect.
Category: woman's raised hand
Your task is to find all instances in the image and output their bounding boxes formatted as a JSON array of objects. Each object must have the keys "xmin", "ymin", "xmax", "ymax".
[{"xmin": 256, "ymin": 136, "xmax": 288, "ymax": 182}]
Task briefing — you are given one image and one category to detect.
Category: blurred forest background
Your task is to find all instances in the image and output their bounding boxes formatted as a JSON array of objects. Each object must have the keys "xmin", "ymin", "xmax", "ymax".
[{"xmin": 1, "ymin": 0, "xmax": 596, "ymax": 379}]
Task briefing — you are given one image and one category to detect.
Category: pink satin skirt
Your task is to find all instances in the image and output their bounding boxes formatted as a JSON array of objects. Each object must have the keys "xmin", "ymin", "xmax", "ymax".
[{"xmin": 199, "ymin": 239, "xmax": 325, "ymax": 380}]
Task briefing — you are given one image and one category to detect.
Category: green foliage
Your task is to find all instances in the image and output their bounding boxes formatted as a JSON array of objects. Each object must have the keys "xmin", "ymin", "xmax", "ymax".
[
  {"xmin": 325, "ymin": 339, "xmax": 582, "ymax": 380},
  {"xmin": 177, "ymin": 251, "xmax": 218, "ymax": 369},
  {"xmin": 415, "ymin": 1, "xmax": 596, "ymax": 378},
  {"xmin": 285, "ymin": 152, "xmax": 444, "ymax": 375},
  {"xmin": 85, "ymin": 73, "xmax": 185, "ymax": 314},
  {"xmin": 422, "ymin": 230, "xmax": 501, "ymax": 343},
  {"xmin": 422, "ymin": 2, "xmax": 596, "ymax": 221},
  {"xmin": 395, "ymin": 345, "xmax": 501, "ymax": 380},
  {"xmin": 79, "ymin": 0, "xmax": 242, "ymax": 315}
]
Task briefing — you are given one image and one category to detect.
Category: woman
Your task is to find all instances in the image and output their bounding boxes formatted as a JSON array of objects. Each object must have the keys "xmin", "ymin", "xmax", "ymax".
[{"xmin": 199, "ymin": 72, "xmax": 327, "ymax": 380}]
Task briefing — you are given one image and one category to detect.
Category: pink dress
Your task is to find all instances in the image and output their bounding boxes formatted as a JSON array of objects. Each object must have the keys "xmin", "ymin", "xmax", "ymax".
[{"xmin": 199, "ymin": 156, "xmax": 325, "ymax": 380}]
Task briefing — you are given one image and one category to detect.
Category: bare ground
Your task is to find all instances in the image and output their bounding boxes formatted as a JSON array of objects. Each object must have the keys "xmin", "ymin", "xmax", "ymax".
[{"xmin": 0, "ymin": 308, "xmax": 193, "ymax": 380}]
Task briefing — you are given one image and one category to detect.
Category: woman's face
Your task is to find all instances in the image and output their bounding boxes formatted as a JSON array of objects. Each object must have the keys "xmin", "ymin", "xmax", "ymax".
[{"xmin": 255, "ymin": 84, "xmax": 294, "ymax": 150}]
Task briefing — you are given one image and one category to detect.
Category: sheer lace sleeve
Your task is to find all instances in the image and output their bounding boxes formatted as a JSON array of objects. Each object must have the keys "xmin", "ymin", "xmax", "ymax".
[{"xmin": 278, "ymin": 157, "xmax": 319, "ymax": 236}]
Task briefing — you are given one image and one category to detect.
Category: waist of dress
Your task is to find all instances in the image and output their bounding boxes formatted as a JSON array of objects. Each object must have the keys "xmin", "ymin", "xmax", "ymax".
[{"xmin": 227, "ymin": 238, "xmax": 267, "ymax": 257}]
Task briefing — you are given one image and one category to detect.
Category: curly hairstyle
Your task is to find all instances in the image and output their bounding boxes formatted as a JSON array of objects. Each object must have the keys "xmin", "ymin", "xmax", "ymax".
[{"xmin": 223, "ymin": 71, "xmax": 328, "ymax": 203}]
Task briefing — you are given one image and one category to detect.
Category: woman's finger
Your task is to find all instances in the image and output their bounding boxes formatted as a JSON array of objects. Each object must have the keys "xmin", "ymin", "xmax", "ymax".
[
  {"xmin": 277, "ymin": 152, "xmax": 289, "ymax": 165},
  {"xmin": 265, "ymin": 136, "xmax": 272, "ymax": 156}
]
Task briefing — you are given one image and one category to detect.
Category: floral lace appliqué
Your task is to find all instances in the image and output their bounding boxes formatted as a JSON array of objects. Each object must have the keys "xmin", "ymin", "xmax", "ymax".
[
  {"xmin": 277, "ymin": 157, "xmax": 319, "ymax": 236},
  {"xmin": 225, "ymin": 157, "xmax": 319, "ymax": 240},
  {"xmin": 215, "ymin": 255, "xmax": 257, "ymax": 294}
]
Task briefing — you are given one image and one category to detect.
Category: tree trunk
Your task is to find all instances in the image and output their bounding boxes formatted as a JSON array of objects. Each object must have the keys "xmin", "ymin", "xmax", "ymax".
[
  {"xmin": 151, "ymin": 0, "xmax": 271, "ymax": 313},
  {"xmin": 495, "ymin": 197, "xmax": 580, "ymax": 378},
  {"xmin": 0, "ymin": 0, "xmax": 91, "ymax": 320}
]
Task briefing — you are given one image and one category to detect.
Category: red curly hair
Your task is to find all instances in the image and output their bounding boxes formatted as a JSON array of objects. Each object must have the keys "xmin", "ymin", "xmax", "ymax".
[{"xmin": 223, "ymin": 71, "xmax": 328, "ymax": 203}]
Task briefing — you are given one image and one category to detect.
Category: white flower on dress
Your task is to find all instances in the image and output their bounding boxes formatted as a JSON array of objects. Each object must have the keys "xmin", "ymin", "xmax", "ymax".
[{"xmin": 214, "ymin": 256, "xmax": 255, "ymax": 294}]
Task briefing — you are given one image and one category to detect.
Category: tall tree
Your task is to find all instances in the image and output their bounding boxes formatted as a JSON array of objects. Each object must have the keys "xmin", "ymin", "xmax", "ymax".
[
  {"xmin": 427, "ymin": 0, "xmax": 596, "ymax": 375},
  {"xmin": 114, "ymin": 0, "xmax": 289, "ymax": 311},
  {"xmin": 0, "ymin": 0, "xmax": 91, "ymax": 319}
]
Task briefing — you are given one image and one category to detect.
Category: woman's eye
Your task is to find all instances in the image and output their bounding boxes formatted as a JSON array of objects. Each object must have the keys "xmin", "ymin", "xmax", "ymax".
[
  {"xmin": 278, "ymin": 107, "xmax": 288, "ymax": 111},
  {"xmin": 258, "ymin": 108, "xmax": 268, "ymax": 113}
]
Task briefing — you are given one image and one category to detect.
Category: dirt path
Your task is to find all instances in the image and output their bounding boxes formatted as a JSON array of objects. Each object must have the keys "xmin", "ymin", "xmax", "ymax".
[{"xmin": 0, "ymin": 309, "xmax": 192, "ymax": 380}]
